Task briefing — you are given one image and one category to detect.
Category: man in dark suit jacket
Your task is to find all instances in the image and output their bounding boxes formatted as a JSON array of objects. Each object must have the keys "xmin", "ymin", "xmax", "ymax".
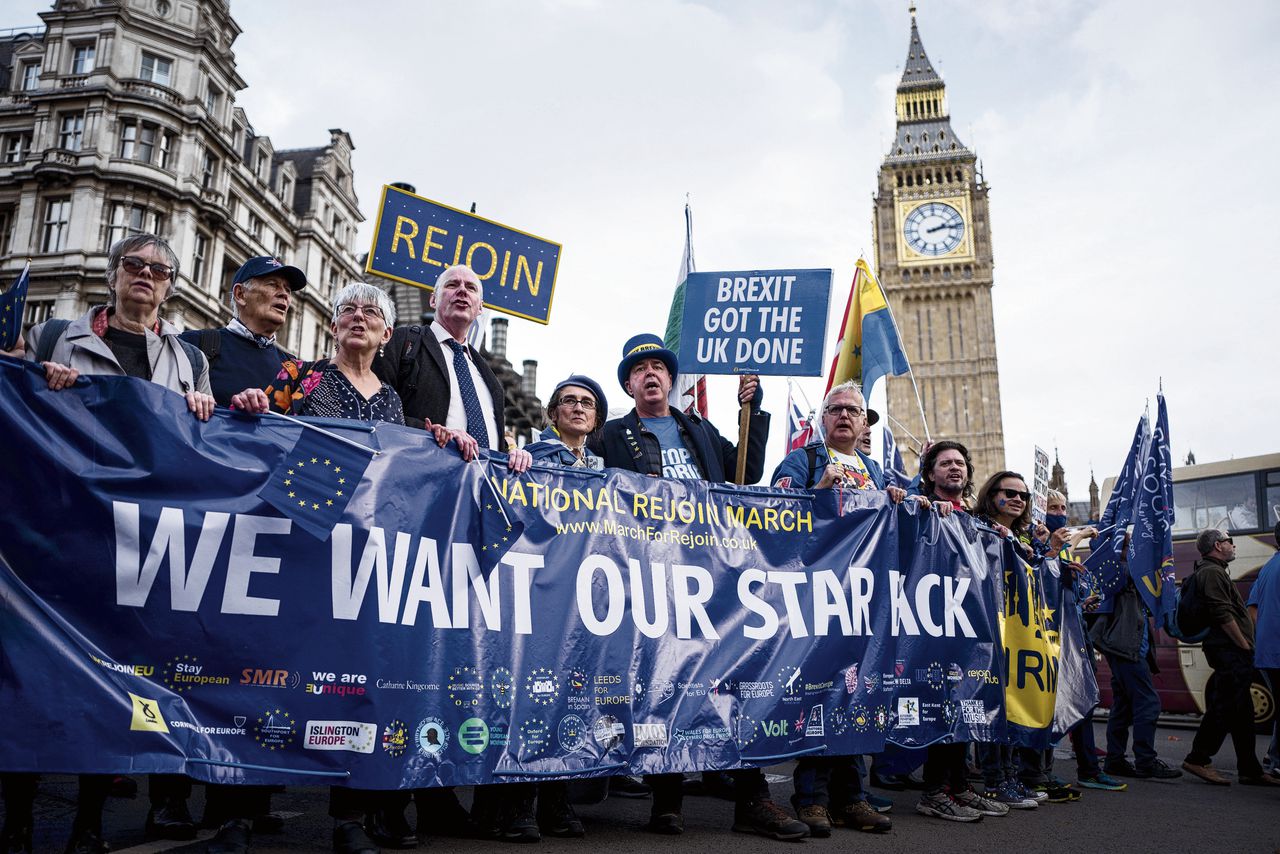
[
  {"xmin": 591, "ymin": 334, "xmax": 807, "ymax": 842},
  {"xmin": 374, "ymin": 264, "xmax": 529, "ymax": 469},
  {"xmin": 368, "ymin": 263, "xmax": 530, "ymax": 848}
]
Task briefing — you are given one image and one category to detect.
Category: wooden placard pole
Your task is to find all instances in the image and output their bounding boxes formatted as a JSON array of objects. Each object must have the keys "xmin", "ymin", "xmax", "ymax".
[{"xmin": 735, "ymin": 400, "xmax": 750, "ymax": 485}]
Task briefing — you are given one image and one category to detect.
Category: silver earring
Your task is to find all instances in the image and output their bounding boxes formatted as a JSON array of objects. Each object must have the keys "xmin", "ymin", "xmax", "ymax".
[{"xmin": 379, "ymin": 344, "xmax": 386, "ymax": 357}]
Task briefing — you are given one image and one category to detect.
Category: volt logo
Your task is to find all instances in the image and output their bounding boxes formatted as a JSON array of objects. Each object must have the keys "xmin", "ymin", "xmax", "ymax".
[{"xmin": 760, "ymin": 718, "xmax": 789, "ymax": 738}]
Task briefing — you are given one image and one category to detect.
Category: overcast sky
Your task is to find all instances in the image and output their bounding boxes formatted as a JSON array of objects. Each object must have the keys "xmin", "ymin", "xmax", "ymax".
[{"xmin": 16, "ymin": 0, "xmax": 1278, "ymax": 495}]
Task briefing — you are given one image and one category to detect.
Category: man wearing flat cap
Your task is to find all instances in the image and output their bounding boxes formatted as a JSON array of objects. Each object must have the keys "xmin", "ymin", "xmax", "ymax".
[
  {"xmin": 180, "ymin": 255, "xmax": 307, "ymax": 406},
  {"xmin": 592, "ymin": 333, "xmax": 806, "ymax": 841}
]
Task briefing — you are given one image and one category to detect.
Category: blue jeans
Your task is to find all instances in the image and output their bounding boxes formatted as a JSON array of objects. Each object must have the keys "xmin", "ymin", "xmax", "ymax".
[
  {"xmin": 976, "ymin": 743, "xmax": 1012, "ymax": 788},
  {"xmin": 1068, "ymin": 708, "xmax": 1101, "ymax": 778},
  {"xmin": 1104, "ymin": 653, "xmax": 1160, "ymax": 769},
  {"xmin": 792, "ymin": 756, "xmax": 866, "ymax": 809}
]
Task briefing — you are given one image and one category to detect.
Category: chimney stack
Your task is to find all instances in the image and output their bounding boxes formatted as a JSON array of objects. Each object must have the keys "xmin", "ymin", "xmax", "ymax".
[
  {"xmin": 491, "ymin": 317, "xmax": 509, "ymax": 361},
  {"xmin": 522, "ymin": 359, "xmax": 538, "ymax": 398}
]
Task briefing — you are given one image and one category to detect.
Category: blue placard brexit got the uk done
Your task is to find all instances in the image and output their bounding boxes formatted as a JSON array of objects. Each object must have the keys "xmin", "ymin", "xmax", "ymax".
[
  {"xmin": 677, "ymin": 269, "xmax": 832, "ymax": 376},
  {"xmin": 365, "ymin": 185, "xmax": 561, "ymax": 324}
]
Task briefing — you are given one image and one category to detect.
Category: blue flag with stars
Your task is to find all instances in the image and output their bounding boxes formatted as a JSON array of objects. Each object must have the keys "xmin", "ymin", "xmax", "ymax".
[
  {"xmin": 1126, "ymin": 393, "xmax": 1176, "ymax": 620},
  {"xmin": 0, "ymin": 262, "xmax": 30, "ymax": 352},
  {"xmin": 258, "ymin": 426, "xmax": 374, "ymax": 540},
  {"xmin": 474, "ymin": 470, "xmax": 526, "ymax": 576},
  {"xmin": 1100, "ymin": 414, "xmax": 1149, "ymax": 530}
]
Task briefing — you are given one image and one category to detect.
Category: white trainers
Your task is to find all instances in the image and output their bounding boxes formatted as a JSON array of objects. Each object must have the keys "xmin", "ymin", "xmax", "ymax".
[
  {"xmin": 915, "ymin": 789, "xmax": 983, "ymax": 822},
  {"xmin": 954, "ymin": 788, "xmax": 1010, "ymax": 816}
]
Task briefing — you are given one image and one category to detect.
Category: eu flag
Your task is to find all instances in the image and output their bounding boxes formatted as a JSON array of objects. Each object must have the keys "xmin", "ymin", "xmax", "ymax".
[
  {"xmin": 1126, "ymin": 394, "xmax": 1176, "ymax": 619},
  {"xmin": 1100, "ymin": 415, "xmax": 1149, "ymax": 530},
  {"xmin": 258, "ymin": 426, "xmax": 374, "ymax": 540},
  {"xmin": 0, "ymin": 262, "xmax": 31, "ymax": 352},
  {"xmin": 1082, "ymin": 530, "xmax": 1128, "ymax": 612},
  {"xmin": 472, "ymin": 464, "xmax": 526, "ymax": 576}
]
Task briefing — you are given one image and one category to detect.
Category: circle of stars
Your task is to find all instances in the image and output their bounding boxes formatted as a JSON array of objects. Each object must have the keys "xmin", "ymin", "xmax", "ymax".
[
  {"xmin": 448, "ymin": 665, "xmax": 483, "ymax": 708},
  {"xmin": 162, "ymin": 653, "xmax": 197, "ymax": 694},
  {"xmin": 253, "ymin": 708, "xmax": 296, "ymax": 751}
]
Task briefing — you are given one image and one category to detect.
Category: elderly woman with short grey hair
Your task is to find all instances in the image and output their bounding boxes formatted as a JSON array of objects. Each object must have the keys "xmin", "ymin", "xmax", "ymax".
[{"xmin": 231, "ymin": 282, "xmax": 403, "ymax": 423}]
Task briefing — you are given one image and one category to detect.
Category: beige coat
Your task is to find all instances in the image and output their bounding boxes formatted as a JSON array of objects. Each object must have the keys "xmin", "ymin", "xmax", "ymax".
[{"xmin": 26, "ymin": 307, "xmax": 211, "ymax": 395}]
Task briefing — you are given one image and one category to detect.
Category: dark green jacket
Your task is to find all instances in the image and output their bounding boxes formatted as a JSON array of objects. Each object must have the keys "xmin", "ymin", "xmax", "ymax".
[{"xmin": 1194, "ymin": 557, "xmax": 1254, "ymax": 651}]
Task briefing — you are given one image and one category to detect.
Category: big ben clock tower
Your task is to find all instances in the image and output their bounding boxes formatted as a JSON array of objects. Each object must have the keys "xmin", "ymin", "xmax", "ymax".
[{"xmin": 874, "ymin": 6, "xmax": 1006, "ymax": 478}]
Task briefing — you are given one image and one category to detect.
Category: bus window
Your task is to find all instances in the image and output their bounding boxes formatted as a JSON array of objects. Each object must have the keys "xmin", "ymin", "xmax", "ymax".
[
  {"xmin": 1172, "ymin": 474, "xmax": 1257, "ymax": 535},
  {"xmin": 1265, "ymin": 470, "xmax": 1280, "ymax": 529}
]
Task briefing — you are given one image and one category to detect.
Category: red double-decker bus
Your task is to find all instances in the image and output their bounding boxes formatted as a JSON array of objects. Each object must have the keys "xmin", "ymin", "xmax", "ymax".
[{"xmin": 1094, "ymin": 452, "xmax": 1279, "ymax": 728}]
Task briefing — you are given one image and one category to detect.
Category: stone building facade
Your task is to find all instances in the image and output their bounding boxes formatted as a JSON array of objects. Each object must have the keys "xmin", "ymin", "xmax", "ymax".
[
  {"xmin": 0, "ymin": 0, "xmax": 362, "ymax": 360},
  {"xmin": 873, "ymin": 7, "xmax": 1006, "ymax": 479}
]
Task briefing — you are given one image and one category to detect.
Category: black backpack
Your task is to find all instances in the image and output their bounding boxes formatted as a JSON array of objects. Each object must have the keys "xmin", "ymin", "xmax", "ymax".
[{"xmin": 1174, "ymin": 569, "xmax": 1211, "ymax": 640}]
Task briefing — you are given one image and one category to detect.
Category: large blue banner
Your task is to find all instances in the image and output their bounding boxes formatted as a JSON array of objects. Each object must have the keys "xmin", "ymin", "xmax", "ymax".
[
  {"xmin": 365, "ymin": 185, "xmax": 561, "ymax": 324},
  {"xmin": 0, "ymin": 359, "xmax": 1005, "ymax": 789}
]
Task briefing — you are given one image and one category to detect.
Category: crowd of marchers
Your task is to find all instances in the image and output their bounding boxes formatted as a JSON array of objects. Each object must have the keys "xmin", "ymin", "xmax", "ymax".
[{"xmin": 2, "ymin": 236, "xmax": 1277, "ymax": 854}]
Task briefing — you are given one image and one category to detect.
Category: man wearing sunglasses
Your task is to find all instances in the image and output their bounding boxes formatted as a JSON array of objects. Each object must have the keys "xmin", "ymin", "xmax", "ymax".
[
  {"xmin": 180, "ymin": 256, "xmax": 306, "ymax": 406},
  {"xmin": 1183, "ymin": 530, "xmax": 1279, "ymax": 785}
]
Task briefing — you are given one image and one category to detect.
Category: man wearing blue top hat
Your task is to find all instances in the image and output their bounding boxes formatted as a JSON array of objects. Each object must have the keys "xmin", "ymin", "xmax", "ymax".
[
  {"xmin": 179, "ymin": 255, "xmax": 307, "ymax": 406},
  {"xmin": 593, "ymin": 333, "xmax": 770, "ymax": 484},
  {"xmin": 593, "ymin": 334, "xmax": 805, "ymax": 840}
]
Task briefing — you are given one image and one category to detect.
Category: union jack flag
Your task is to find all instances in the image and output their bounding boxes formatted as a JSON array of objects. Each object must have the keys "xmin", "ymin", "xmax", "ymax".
[{"xmin": 786, "ymin": 392, "xmax": 812, "ymax": 454}]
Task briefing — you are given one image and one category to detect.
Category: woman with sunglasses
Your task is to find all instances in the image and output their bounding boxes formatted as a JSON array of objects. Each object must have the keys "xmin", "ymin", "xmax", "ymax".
[
  {"xmin": 24, "ymin": 234, "xmax": 214, "ymax": 418},
  {"xmin": 974, "ymin": 472, "xmax": 1080, "ymax": 807},
  {"xmin": 5, "ymin": 235, "xmax": 215, "ymax": 854}
]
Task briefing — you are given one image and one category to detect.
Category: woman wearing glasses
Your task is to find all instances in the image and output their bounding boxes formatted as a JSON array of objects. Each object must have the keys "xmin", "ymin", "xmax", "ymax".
[
  {"xmin": 526, "ymin": 375, "xmax": 607, "ymax": 470},
  {"xmin": 24, "ymin": 234, "xmax": 214, "ymax": 418},
  {"xmin": 974, "ymin": 472, "xmax": 1079, "ymax": 808},
  {"xmin": 232, "ymin": 282, "xmax": 402, "ymax": 425},
  {"xmin": 476, "ymin": 374, "xmax": 611, "ymax": 842},
  {"xmin": 231, "ymin": 281, "xmax": 405, "ymax": 854}
]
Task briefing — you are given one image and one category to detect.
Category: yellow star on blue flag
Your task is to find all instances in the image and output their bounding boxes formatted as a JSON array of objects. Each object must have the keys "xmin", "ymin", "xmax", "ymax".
[
  {"xmin": 259, "ymin": 428, "xmax": 373, "ymax": 539},
  {"xmin": 0, "ymin": 262, "xmax": 31, "ymax": 352}
]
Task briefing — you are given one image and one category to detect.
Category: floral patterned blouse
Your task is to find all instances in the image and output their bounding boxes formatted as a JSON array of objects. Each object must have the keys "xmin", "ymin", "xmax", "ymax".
[{"xmin": 264, "ymin": 358, "xmax": 405, "ymax": 425}]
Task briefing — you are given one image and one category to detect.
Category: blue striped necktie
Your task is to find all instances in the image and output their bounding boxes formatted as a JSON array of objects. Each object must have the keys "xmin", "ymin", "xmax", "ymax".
[{"xmin": 446, "ymin": 339, "xmax": 490, "ymax": 449}]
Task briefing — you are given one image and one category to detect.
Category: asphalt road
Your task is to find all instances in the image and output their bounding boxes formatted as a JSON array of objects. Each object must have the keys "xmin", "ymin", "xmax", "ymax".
[{"xmin": 6, "ymin": 724, "xmax": 1278, "ymax": 854}]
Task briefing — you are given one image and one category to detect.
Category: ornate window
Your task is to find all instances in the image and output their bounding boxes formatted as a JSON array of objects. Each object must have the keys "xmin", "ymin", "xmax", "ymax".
[
  {"xmin": 140, "ymin": 52, "xmax": 173, "ymax": 87},
  {"xmin": 41, "ymin": 198, "xmax": 71, "ymax": 252}
]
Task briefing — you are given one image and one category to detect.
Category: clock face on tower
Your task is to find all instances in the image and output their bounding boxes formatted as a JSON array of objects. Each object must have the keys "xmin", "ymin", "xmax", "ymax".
[{"xmin": 903, "ymin": 202, "xmax": 965, "ymax": 256}]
